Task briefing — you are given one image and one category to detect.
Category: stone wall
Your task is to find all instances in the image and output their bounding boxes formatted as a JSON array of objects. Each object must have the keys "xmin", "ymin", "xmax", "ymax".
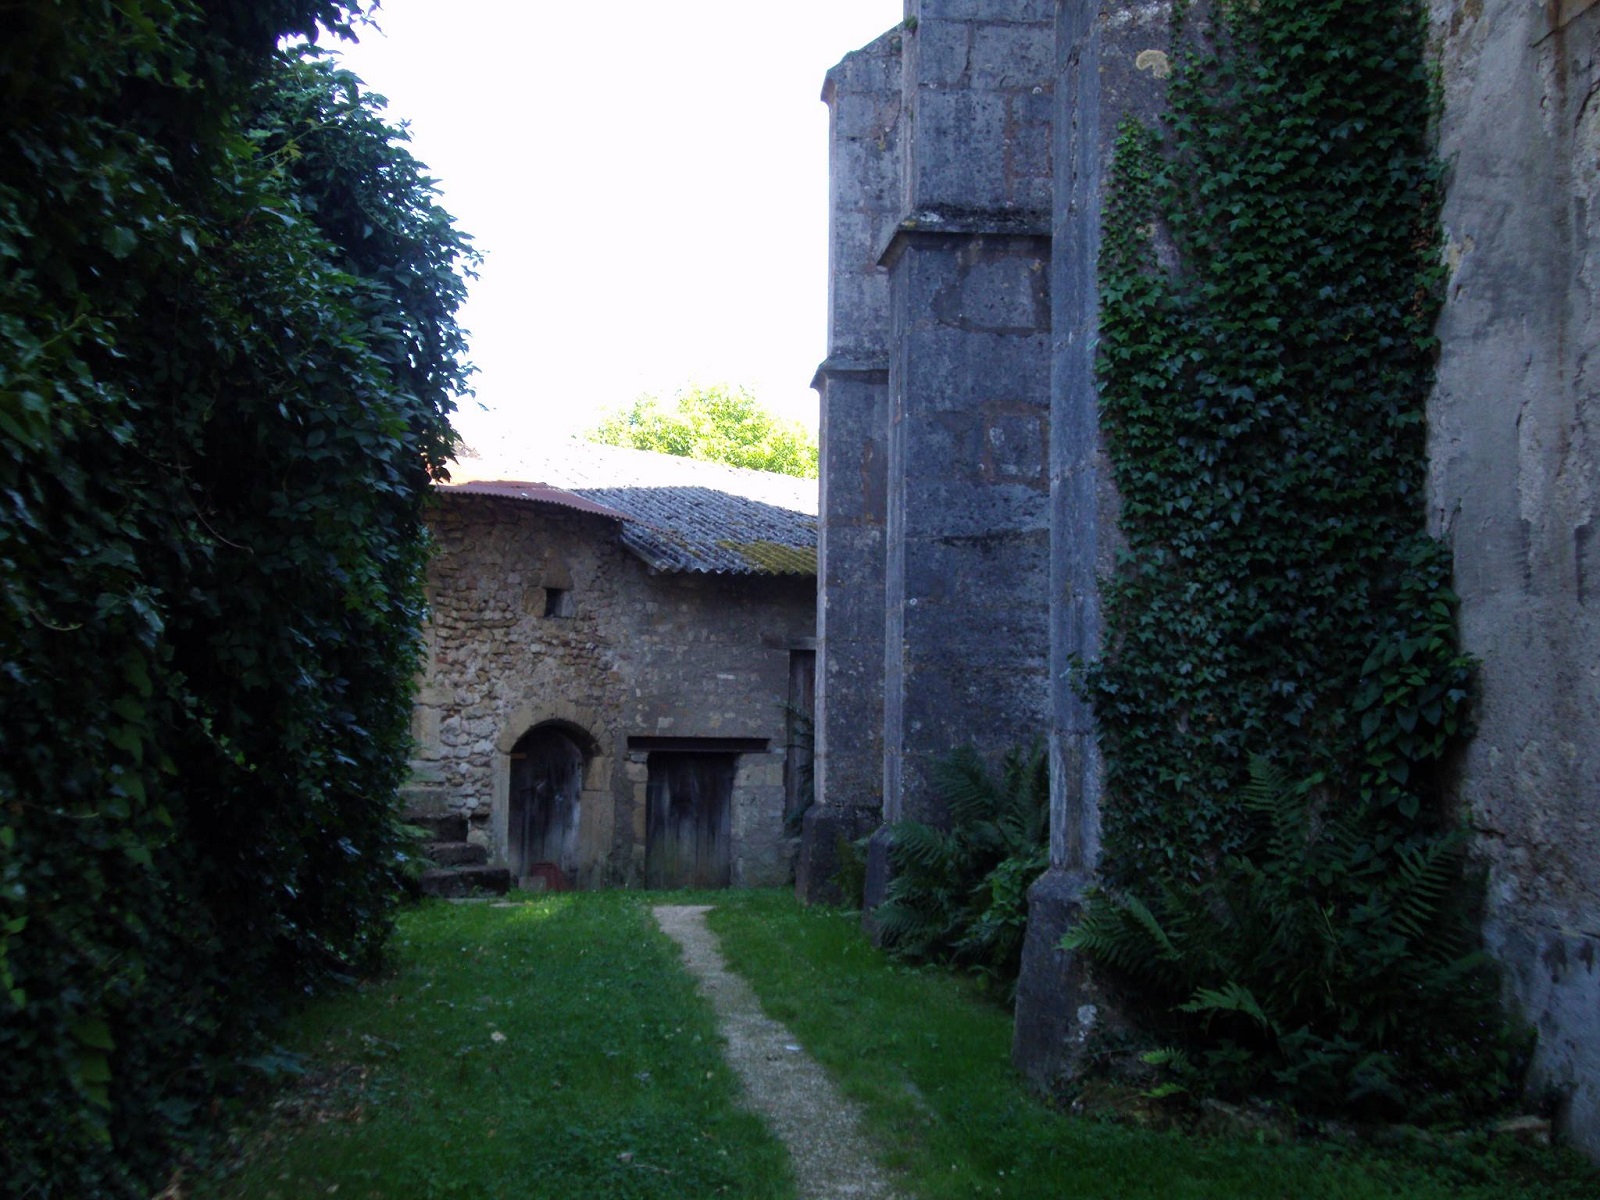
[
  {"xmin": 881, "ymin": 0, "xmax": 1055, "ymax": 828},
  {"xmin": 799, "ymin": 29, "xmax": 902, "ymax": 903},
  {"xmin": 409, "ymin": 494, "xmax": 814, "ymax": 888},
  {"xmin": 815, "ymin": 0, "xmax": 1600, "ymax": 1153},
  {"xmin": 1015, "ymin": 0, "xmax": 1169, "ymax": 1095},
  {"xmin": 1429, "ymin": 0, "xmax": 1600, "ymax": 1155},
  {"xmin": 801, "ymin": 1, "xmax": 1056, "ymax": 905}
]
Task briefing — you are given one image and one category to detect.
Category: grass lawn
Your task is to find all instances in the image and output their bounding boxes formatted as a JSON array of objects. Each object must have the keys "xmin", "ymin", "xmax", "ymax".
[
  {"xmin": 195, "ymin": 889, "xmax": 1600, "ymax": 1200},
  {"xmin": 194, "ymin": 893, "xmax": 794, "ymax": 1200},
  {"xmin": 705, "ymin": 889, "xmax": 1600, "ymax": 1200}
]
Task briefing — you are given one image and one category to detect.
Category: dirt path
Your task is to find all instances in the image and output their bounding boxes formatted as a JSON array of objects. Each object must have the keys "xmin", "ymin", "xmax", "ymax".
[{"xmin": 652, "ymin": 904, "xmax": 902, "ymax": 1200}]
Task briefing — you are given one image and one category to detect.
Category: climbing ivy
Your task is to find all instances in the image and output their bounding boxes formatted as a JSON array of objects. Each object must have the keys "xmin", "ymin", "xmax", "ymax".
[
  {"xmin": 1078, "ymin": 0, "xmax": 1517, "ymax": 1117},
  {"xmin": 0, "ymin": 4, "xmax": 474, "ymax": 1194}
]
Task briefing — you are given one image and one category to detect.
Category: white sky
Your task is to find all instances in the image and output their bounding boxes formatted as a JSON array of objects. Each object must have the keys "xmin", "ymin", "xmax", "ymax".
[{"xmin": 331, "ymin": 0, "xmax": 905, "ymax": 469}]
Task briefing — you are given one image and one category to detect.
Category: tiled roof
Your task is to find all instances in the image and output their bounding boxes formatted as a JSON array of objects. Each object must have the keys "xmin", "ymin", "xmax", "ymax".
[
  {"xmin": 442, "ymin": 480, "xmax": 631, "ymax": 522},
  {"xmin": 444, "ymin": 442, "xmax": 818, "ymax": 577}
]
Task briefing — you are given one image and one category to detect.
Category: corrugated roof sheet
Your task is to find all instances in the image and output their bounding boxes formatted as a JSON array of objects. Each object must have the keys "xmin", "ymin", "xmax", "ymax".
[{"xmin": 442, "ymin": 443, "xmax": 818, "ymax": 577}]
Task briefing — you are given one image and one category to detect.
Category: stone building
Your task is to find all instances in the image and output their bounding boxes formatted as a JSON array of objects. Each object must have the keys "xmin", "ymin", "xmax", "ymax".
[
  {"xmin": 801, "ymin": 0, "xmax": 1600, "ymax": 1155},
  {"xmin": 408, "ymin": 444, "xmax": 816, "ymax": 890}
]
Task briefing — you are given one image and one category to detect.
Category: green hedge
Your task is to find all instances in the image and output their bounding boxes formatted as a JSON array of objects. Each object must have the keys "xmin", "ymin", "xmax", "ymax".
[{"xmin": 0, "ymin": 4, "xmax": 474, "ymax": 1194}]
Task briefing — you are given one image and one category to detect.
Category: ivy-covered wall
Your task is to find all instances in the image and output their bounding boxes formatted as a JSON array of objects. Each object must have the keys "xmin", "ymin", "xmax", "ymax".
[
  {"xmin": 808, "ymin": 0, "xmax": 1600, "ymax": 1150},
  {"xmin": 1071, "ymin": 0, "xmax": 1512, "ymax": 1119}
]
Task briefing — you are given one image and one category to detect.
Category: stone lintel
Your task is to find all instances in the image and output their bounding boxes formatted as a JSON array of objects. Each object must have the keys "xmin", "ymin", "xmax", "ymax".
[
  {"xmin": 812, "ymin": 356, "xmax": 891, "ymax": 391},
  {"xmin": 876, "ymin": 210, "xmax": 1052, "ymax": 268}
]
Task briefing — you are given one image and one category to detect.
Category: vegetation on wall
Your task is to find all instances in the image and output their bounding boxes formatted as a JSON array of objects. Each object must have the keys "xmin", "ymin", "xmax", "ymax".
[
  {"xmin": 0, "ymin": 3, "xmax": 475, "ymax": 1194},
  {"xmin": 1071, "ymin": 0, "xmax": 1518, "ymax": 1118},
  {"xmin": 879, "ymin": 744, "xmax": 1049, "ymax": 994},
  {"xmin": 588, "ymin": 383, "xmax": 820, "ymax": 478}
]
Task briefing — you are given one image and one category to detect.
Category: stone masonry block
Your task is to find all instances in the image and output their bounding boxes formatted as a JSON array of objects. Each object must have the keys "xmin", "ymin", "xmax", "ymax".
[
  {"xmin": 833, "ymin": 210, "xmax": 883, "ymax": 268},
  {"xmin": 795, "ymin": 807, "xmax": 854, "ymax": 905},
  {"xmin": 834, "ymin": 90, "xmax": 900, "ymax": 141},
  {"xmin": 828, "ymin": 30, "xmax": 901, "ymax": 96},
  {"xmin": 913, "ymin": 0, "xmax": 1054, "ymax": 22},
  {"xmin": 971, "ymin": 23, "xmax": 1055, "ymax": 89},
  {"xmin": 829, "ymin": 281, "xmax": 890, "ymax": 362},
  {"xmin": 908, "ymin": 90, "xmax": 1011, "ymax": 212},
  {"xmin": 1008, "ymin": 115, "xmax": 1053, "ymax": 187},
  {"xmin": 834, "ymin": 140, "xmax": 901, "ymax": 212},
  {"xmin": 902, "ymin": 329, "xmax": 1052, "ymax": 412},
  {"xmin": 914, "ymin": 19, "xmax": 972, "ymax": 86},
  {"xmin": 1012, "ymin": 869, "xmax": 1126, "ymax": 1093},
  {"xmin": 984, "ymin": 407, "xmax": 1049, "ymax": 484},
  {"xmin": 901, "ymin": 478, "xmax": 1050, "ymax": 540},
  {"xmin": 902, "ymin": 528, "xmax": 1050, "ymax": 597},
  {"xmin": 934, "ymin": 251, "xmax": 1050, "ymax": 332}
]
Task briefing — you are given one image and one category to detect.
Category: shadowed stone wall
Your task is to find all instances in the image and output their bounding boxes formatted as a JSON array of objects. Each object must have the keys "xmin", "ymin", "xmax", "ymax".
[
  {"xmin": 801, "ymin": 2, "xmax": 1056, "ymax": 900},
  {"xmin": 877, "ymin": 0, "xmax": 1057, "ymax": 843},
  {"xmin": 1428, "ymin": 0, "xmax": 1600, "ymax": 1156}
]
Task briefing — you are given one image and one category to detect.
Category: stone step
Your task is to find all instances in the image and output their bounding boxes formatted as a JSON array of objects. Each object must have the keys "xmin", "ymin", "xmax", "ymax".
[
  {"xmin": 427, "ymin": 840, "xmax": 488, "ymax": 867},
  {"xmin": 404, "ymin": 811, "xmax": 467, "ymax": 843},
  {"xmin": 419, "ymin": 865, "xmax": 511, "ymax": 898}
]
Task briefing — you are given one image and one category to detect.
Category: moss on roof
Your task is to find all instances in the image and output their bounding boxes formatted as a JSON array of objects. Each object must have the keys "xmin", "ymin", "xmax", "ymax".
[{"xmin": 717, "ymin": 539, "xmax": 818, "ymax": 575}]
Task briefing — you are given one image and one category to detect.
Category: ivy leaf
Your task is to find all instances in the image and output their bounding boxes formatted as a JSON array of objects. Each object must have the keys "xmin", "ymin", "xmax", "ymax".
[{"xmin": 101, "ymin": 226, "xmax": 138, "ymax": 259}]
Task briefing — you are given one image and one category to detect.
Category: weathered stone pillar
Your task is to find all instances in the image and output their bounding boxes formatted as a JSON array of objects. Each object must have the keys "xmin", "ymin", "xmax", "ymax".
[
  {"xmin": 1011, "ymin": 0, "xmax": 1171, "ymax": 1093},
  {"xmin": 798, "ymin": 30, "xmax": 903, "ymax": 903},
  {"xmin": 869, "ymin": 0, "xmax": 1056, "ymax": 900}
]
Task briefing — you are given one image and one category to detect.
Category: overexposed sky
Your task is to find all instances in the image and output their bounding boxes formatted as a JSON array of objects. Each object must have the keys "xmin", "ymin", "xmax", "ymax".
[{"xmin": 332, "ymin": 1, "xmax": 905, "ymax": 467}]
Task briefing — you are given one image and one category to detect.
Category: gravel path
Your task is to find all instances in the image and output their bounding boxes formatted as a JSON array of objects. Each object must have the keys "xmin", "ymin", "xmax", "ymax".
[{"xmin": 652, "ymin": 904, "xmax": 902, "ymax": 1200}]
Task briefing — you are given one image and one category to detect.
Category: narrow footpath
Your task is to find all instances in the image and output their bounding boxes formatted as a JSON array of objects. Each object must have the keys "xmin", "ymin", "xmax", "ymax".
[{"xmin": 652, "ymin": 905, "xmax": 902, "ymax": 1200}]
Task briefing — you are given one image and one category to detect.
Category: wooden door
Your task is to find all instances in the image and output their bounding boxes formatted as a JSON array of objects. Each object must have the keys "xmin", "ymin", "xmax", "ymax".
[
  {"xmin": 645, "ymin": 752, "xmax": 734, "ymax": 889},
  {"xmin": 508, "ymin": 727, "xmax": 584, "ymax": 879}
]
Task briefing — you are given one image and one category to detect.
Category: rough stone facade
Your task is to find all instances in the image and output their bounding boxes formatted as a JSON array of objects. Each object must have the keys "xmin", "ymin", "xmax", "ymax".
[
  {"xmin": 808, "ymin": 0, "xmax": 1600, "ymax": 1155},
  {"xmin": 409, "ymin": 485, "xmax": 815, "ymax": 890},
  {"xmin": 1428, "ymin": 0, "xmax": 1600, "ymax": 1154}
]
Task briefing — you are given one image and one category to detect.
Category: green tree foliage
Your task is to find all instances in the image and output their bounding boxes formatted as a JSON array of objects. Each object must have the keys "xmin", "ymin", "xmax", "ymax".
[
  {"xmin": 1077, "ymin": 0, "xmax": 1516, "ymax": 1118},
  {"xmin": 587, "ymin": 384, "xmax": 820, "ymax": 478},
  {"xmin": 0, "ymin": 4, "xmax": 475, "ymax": 1194}
]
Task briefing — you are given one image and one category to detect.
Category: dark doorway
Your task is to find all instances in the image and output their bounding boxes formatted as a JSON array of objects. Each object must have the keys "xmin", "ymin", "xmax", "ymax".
[
  {"xmin": 645, "ymin": 752, "xmax": 735, "ymax": 889},
  {"xmin": 508, "ymin": 726, "xmax": 584, "ymax": 881}
]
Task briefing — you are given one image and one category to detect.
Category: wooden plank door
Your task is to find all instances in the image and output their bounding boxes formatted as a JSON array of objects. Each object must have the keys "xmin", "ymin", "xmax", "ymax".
[
  {"xmin": 509, "ymin": 727, "xmax": 584, "ymax": 880},
  {"xmin": 645, "ymin": 752, "xmax": 735, "ymax": 889}
]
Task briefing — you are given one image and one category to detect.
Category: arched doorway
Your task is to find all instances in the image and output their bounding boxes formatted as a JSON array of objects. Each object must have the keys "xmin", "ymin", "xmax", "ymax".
[{"xmin": 508, "ymin": 726, "xmax": 585, "ymax": 884}]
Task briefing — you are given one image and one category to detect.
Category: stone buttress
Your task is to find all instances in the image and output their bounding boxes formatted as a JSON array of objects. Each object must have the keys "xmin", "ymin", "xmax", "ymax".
[{"xmin": 797, "ymin": 28, "xmax": 902, "ymax": 902}]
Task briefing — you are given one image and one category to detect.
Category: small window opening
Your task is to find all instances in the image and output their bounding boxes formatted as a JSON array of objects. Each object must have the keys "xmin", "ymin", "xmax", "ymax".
[{"xmin": 543, "ymin": 587, "xmax": 573, "ymax": 618}]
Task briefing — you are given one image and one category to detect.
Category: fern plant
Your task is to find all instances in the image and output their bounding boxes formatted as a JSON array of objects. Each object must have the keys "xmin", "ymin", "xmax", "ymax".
[
  {"xmin": 876, "ymin": 743, "xmax": 1049, "ymax": 991},
  {"xmin": 1065, "ymin": 758, "xmax": 1523, "ymax": 1119}
]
